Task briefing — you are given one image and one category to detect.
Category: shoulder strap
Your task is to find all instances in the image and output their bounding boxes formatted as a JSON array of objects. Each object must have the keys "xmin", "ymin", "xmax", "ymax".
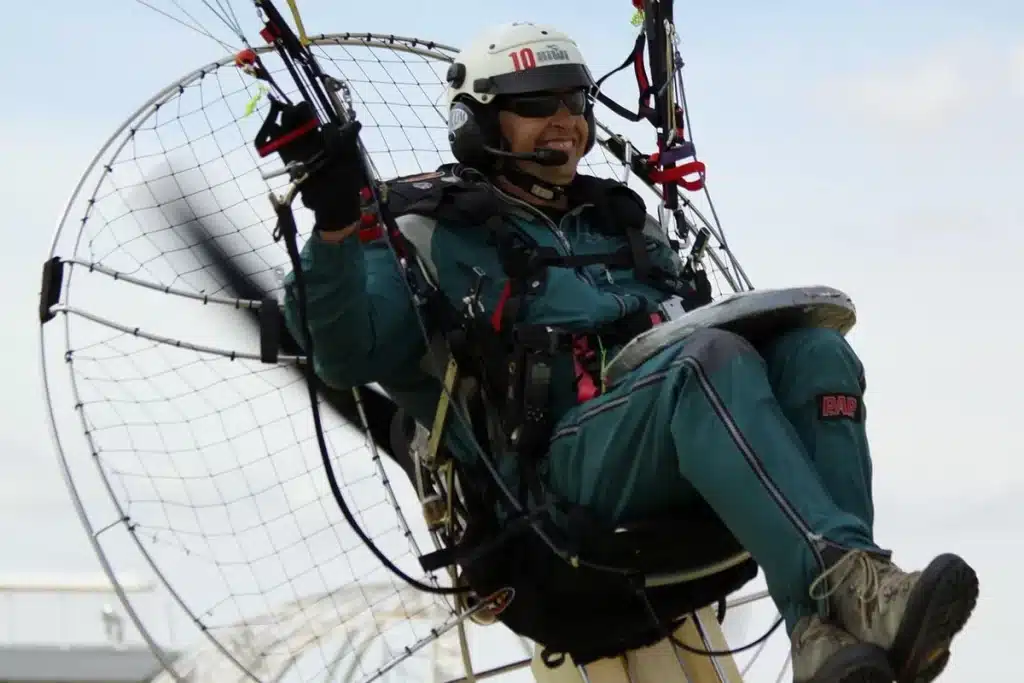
[
  {"xmin": 384, "ymin": 163, "xmax": 506, "ymax": 227},
  {"xmin": 568, "ymin": 174, "xmax": 665, "ymax": 285},
  {"xmin": 383, "ymin": 168, "xmax": 696, "ymax": 314}
]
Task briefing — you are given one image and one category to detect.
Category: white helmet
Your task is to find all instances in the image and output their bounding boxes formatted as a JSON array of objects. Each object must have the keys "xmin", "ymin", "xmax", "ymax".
[
  {"xmin": 446, "ymin": 22, "xmax": 594, "ymax": 107},
  {"xmin": 444, "ymin": 22, "xmax": 597, "ymax": 169}
]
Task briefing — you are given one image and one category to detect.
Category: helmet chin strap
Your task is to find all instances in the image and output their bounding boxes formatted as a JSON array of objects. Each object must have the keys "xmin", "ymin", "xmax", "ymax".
[
  {"xmin": 499, "ymin": 161, "xmax": 568, "ymax": 201},
  {"xmin": 491, "ymin": 147, "xmax": 572, "ymax": 201}
]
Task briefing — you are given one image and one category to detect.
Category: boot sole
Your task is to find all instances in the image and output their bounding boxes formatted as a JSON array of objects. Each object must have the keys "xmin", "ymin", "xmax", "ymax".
[
  {"xmin": 807, "ymin": 643, "xmax": 894, "ymax": 683},
  {"xmin": 888, "ymin": 553, "xmax": 978, "ymax": 683}
]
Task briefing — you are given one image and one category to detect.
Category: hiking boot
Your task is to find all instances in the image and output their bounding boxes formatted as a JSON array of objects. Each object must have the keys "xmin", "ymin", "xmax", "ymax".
[
  {"xmin": 809, "ymin": 549, "xmax": 978, "ymax": 683},
  {"xmin": 791, "ymin": 614, "xmax": 893, "ymax": 683}
]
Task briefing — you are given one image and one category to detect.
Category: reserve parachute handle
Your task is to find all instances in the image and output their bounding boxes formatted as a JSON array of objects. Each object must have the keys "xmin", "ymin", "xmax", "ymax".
[{"xmin": 36, "ymin": 1, "xmax": 797, "ymax": 681}]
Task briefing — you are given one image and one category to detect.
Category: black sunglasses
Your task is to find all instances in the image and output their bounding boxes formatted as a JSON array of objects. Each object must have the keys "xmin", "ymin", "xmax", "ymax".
[{"xmin": 497, "ymin": 89, "xmax": 589, "ymax": 118}]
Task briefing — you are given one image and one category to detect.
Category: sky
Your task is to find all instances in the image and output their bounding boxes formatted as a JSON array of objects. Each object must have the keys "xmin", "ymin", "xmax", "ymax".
[{"xmin": 1, "ymin": 0, "xmax": 1023, "ymax": 681}]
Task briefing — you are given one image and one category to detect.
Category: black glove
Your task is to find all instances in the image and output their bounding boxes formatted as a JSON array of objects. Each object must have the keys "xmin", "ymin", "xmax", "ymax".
[{"xmin": 259, "ymin": 99, "xmax": 368, "ymax": 230}]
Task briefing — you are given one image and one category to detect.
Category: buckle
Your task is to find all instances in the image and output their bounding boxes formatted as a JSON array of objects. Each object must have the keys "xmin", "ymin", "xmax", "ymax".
[{"xmin": 513, "ymin": 325, "xmax": 566, "ymax": 354}]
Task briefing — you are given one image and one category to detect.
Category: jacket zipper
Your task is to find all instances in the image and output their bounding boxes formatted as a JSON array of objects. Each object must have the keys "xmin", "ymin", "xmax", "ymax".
[
  {"xmin": 493, "ymin": 186, "xmax": 574, "ymax": 255},
  {"xmin": 493, "ymin": 189, "xmax": 625, "ymax": 316}
]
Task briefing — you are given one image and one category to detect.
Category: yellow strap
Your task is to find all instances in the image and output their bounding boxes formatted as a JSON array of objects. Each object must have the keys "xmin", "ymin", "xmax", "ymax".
[
  {"xmin": 285, "ymin": 0, "xmax": 310, "ymax": 45},
  {"xmin": 425, "ymin": 356, "xmax": 460, "ymax": 464}
]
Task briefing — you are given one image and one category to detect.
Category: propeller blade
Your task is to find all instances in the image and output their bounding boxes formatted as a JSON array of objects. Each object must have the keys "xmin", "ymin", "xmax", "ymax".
[{"xmin": 171, "ymin": 205, "xmax": 413, "ymax": 479}]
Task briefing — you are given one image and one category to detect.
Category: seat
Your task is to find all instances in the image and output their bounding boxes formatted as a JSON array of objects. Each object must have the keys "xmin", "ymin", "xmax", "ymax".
[
  {"xmin": 391, "ymin": 407, "xmax": 753, "ymax": 681},
  {"xmin": 591, "ymin": 507, "xmax": 753, "ymax": 588},
  {"xmin": 390, "ymin": 404, "xmax": 759, "ymax": 666},
  {"xmin": 391, "ymin": 405, "xmax": 753, "ymax": 583},
  {"xmin": 386, "ymin": 241, "xmax": 789, "ymax": 664}
]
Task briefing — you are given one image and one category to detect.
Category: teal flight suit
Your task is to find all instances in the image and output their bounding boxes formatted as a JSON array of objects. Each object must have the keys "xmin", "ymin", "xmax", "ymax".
[{"xmin": 282, "ymin": 170, "xmax": 884, "ymax": 633}]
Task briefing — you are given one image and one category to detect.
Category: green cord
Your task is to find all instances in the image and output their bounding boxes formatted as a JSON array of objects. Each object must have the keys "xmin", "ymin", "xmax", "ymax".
[{"xmin": 243, "ymin": 84, "xmax": 269, "ymax": 117}]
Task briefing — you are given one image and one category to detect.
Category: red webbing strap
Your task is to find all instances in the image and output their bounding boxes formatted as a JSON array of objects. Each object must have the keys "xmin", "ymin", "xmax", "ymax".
[{"xmin": 649, "ymin": 159, "xmax": 706, "ymax": 192}]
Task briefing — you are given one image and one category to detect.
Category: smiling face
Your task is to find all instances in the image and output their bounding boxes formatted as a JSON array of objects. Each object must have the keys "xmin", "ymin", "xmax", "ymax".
[{"xmin": 496, "ymin": 89, "xmax": 589, "ymax": 187}]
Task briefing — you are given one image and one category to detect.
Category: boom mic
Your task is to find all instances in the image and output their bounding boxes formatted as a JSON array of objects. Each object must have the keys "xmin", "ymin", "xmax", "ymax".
[
  {"xmin": 483, "ymin": 145, "xmax": 569, "ymax": 167},
  {"xmin": 531, "ymin": 148, "xmax": 570, "ymax": 166}
]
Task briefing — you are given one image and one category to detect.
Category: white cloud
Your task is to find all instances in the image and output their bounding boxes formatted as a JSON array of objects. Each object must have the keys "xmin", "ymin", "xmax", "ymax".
[
  {"xmin": 817, "ymin": 42, "xmax": 1023, "ymax": 134},
  {"xmin": 834, "ymin": 57, "xmax": 970, "ymax": 130}
]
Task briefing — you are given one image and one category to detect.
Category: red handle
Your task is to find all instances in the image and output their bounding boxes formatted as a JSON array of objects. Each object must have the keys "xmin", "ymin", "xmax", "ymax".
[{"xmin": 648, "ymin": 160, "xmax": 706, "ymax": 192}]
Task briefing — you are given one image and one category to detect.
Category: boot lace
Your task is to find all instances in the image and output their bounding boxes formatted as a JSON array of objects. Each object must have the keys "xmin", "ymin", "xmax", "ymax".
[{"xmin": 808, "ymin": 549, "xmax": 881, "ymax": 626}]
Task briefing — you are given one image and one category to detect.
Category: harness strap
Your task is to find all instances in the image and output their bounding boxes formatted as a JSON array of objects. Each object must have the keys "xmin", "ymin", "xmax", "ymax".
[
  {"xmin": 385, "ymin": 167, "xmax": 706, "ymax": 558},
  {"xmin": 624, "ymin": 226, "xmax": 653, "ymax": 282},
  {"xmin": 571, "ymin": 309, "xmax": 666, "ymax": 403},
  {"xmin": 419, "ymin": 510, "xmax": 539, "ymax": 573},
  {"xmin": 592, "ymin": 32, "xmax": 656, "ymax": 125},
  {"xmin": 572, "ymin": 336, "xmax": 601, "ymax": 402}
]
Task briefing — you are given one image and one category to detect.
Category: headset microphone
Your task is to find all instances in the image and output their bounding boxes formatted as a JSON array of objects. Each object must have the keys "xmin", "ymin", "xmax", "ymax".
[
  {"xmin": 482, "ymin": 145, "xmax": 568, "ymax": 167},
  {"xmin": 530, "ymin": 148, "xmax": 570, "ymax": 166}
]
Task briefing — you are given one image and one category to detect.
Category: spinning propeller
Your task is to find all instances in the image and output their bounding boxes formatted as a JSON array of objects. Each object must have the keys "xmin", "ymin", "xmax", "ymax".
[{"xmin": 167, "ymin": 202, "xmax": 415, "ymax": 481}]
